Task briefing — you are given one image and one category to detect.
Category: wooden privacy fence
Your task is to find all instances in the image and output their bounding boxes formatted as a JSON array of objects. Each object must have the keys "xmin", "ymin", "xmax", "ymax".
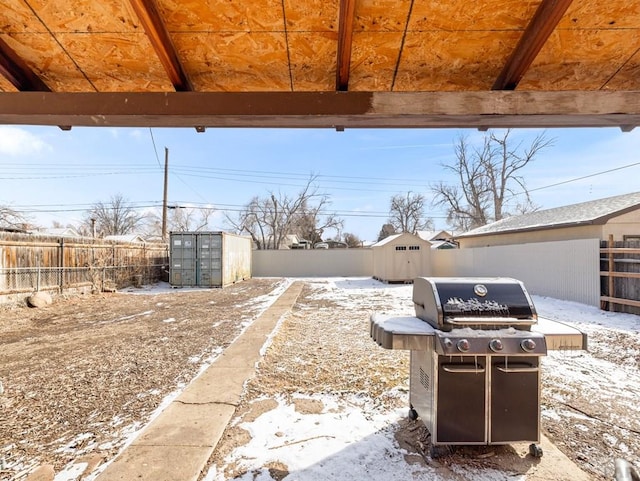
[
  {"xmin": 600, "ymin": 236, "xmax": 640, "ymax": 315},
  {"xmin": 0, "ymin": 232, "xmax": 168, "ymax": 299}
]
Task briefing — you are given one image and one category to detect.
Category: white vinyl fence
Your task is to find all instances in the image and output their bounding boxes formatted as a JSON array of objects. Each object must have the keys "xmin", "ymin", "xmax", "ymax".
[
  {"xmin": 252, "ymin": 248, "xmax": 373, "ymax": 277},
  {"xmin": 252, "ymin": 238, "xmax": 600, "ymax": 307},
  {"xmin": 431, "ymin": 238, "xmax": 600, "ymax": 306}
]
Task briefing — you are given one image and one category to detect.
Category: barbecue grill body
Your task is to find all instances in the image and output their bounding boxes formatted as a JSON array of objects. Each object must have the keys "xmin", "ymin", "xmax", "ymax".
[
  {"xmin": 410, "ymin": 349, "xmax": 542, "ymax": 446},
  {"xmin": 410, "ymin": 277, "xmax": 544, "ymax": 447}
]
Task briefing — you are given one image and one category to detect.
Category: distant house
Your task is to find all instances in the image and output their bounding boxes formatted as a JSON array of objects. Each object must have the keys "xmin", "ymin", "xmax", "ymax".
[
  {"xmin": 104, "ymin": 234, "xmax": 146, "ymax": 244},
  {"xmin": 37, "ymin": 227, "xmax": 81, "ymax": 238},
  {"xmin": 429, "ymin": 240, "xmax": 458, "ymax": 249},
  {"xmin": 416, "ymin": 230, "xmax": 456, "ymax": 248},
  {"xmin": 416, "ymin": 230, "xmax": 454, "ymax": 243},
  {"xmin": 456, "ymin": 192, "xmax": 640, "ymax": 248},
  {"xmin": 371, "ymin": 232, "xmax": 432, "ymax": 283}
]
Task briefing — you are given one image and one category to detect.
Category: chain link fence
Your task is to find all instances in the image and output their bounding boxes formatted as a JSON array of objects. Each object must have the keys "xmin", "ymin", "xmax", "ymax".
[{"xmin": 0, "ymin": 264, "xmax": 167, "ymax": 297}]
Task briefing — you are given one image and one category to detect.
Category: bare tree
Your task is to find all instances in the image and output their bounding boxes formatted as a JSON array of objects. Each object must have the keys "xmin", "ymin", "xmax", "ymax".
[
  {"xmin": 0, "ymin": 205, "xmax": 31, "ymax": 230},
  {"xmin": 82, "ymin": 194, "xmax": 145, "ymax": 237},
  {"xmin": 377, "ymin": 223, "xmax": 396, "ymax": 242},
  {"xmin": 388, "ymin": 192, "xmax": 434, "ymax": 234},
  {"xmin": 432, "ymin": 130, "xmax": 553, "ymax": 231},
  {"xmin": 167, "ymin": 206, "xmax": 216, "ymax": 232},
  {"xmin": 225, "ymin": 176, "xmax": 343, "ymax": 249},
  {"xmin": 343, "ymin": 232, "xmax": 362, "ymax": 248}
]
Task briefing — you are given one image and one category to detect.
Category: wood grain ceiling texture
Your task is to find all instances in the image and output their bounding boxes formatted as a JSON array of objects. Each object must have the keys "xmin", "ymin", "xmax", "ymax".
[
  {"xmin": 1, "ymin": 0, "xmax": 640, "ymax": 129},
  {"xmin": 394, "ymin": 0, "xmax": 540, "ymax": 91},
  {"xmin": 518, "ymin": 1, "xmax": 640, "ymax": 90},
  {"xmin": 0, "ymin": 0, "xmax": 638, "ymax": 93}
]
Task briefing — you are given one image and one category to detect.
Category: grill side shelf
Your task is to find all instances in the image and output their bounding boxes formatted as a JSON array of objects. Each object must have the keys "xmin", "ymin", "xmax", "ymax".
[
  {"xmin": 531, "ymin": 317, "xmax": 588, "ymax": 351},
  {"xmin": 370, "ymin": 313, "xmax": 435, "ymax": 350}
]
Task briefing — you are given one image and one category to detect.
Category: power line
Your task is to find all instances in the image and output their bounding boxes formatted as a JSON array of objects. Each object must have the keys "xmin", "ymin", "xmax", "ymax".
[
  {"xmin": 148, "ymin": 128, "xmax": 162, "ymax": 167},
  {"xmin": 527, "ymin": 160, "xmax": 640, "ymax": 194}
]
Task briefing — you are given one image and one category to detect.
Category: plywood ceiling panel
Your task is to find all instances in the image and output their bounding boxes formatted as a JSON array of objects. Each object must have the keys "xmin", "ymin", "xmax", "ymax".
[
  {"xmin": 348, "ymin": 32, "xmax": 402, "ymax": 91},
  {"xmin": 408, "ymin": 0, "xmax": 541, "ymax": 31},
  {"xmin": 284, "ymin": 0, "xmax": 339, "ymax": 32},
  {"xmin": 25, "ymin": 0, "xmax": 140, "ymax": 33},
  {"xmin": 0, "ymin": 32, "xmax": 93, "ymax": 91},
  {"xmin": 157, "ymin": 0, "xmax": 284, "ymax": 32},
  {"xmin": 0, "ymin": 74, "xmax": 18, "ymax": 92},
  {"xmin": 55, "ymin": 33, "xmax": 174, "ymax": 91},
  {"xmin": 559, "ymin": 1, "xmax": 640, "ymax": 29},
  {"xmin": 174, "ymin": 32, "xmax": 290, "ymax": 91},
  {"xmin": 0, "ymin": 0, "xmax": 48, "ymax": 33},
  {"xmin": 288, "ymin": 32, "xmax": 336, "ymax": 91},
  {"xmin": 519, "ymin": 30, "xmax": 640, "ymax": 90},
  {"xmin": 353, "ymin": 0, "xmax": 412, "ymax": 32},
  {"xmin": 604, "ymin": 50, "xmax": 640, "ymax": 90},
  {"xmin": 394, "ymin": 31, "xmax": 521, "ymax": 91}
]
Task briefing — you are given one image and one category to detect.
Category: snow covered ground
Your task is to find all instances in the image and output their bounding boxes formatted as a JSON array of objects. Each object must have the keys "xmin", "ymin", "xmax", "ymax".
[
  {"xmin": 42, "ymin": 277, "xmax": 638, "ymax": 481},
  {"xmin": 200, "ymin": 278, "xmax": 640, "ymax": 481}
]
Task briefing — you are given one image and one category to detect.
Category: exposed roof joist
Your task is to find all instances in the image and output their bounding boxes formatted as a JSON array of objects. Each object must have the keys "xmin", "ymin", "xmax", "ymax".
[
  {"xmin": 128, "ymin": 0, "xmax": 193, "ymax": 92},
  {"xmin": 336, "ymin": 0, "xmax": 356, "ymax": 91},
  {"xmin": 0, "ymin": 91, "xmax": 638, "ymax": 130},
  {"xmin": 493, "ymin": 0, "xmax": 575, "ymax": 90},
  {"xmin": 0, "ymin": 37, "xmax": 50, "ymax": 92}
]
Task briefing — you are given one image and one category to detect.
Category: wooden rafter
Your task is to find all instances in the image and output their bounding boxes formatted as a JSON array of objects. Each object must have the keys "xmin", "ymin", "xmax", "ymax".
[
  {"xmin": 492, "ymin": 0, "xmax": 574, "ymax": 90},
  {"xmin": 129, "ymin": 0, "xmax": 193, "ymax": 92},
  {"xmin": 0, "ymin": 36, "xmax": 50, "ymax": 91},
  {"xmin": 0, "ymin": 91, "xmax": 638, "ymax": 130},
  {"xmin": 336, "ymin": 0, "xmax": 356, "ymax": 91}
]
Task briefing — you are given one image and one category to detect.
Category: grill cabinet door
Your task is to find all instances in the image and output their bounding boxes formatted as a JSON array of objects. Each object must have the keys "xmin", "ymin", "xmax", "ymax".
[
  {"xmin": 490, "ymin": 356, "xmax": 540, "ymax": 443},
  {"xmin": 436, "ymin": 357, "xmax": 486, "ymax": 444}
]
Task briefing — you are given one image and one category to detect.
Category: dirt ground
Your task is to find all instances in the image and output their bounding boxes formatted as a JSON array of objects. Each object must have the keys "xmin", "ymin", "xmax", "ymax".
[
  {"xmin": 0, "ymin": 279, "xmax": 284, "ymax": 479},
  {"xmin": 0, "ymin": 279, "xmax": 633, "ymax": 480}
]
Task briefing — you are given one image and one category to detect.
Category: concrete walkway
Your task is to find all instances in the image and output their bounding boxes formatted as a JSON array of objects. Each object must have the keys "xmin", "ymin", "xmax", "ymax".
[{"xmin": 95, "ymin": 281, "xmax": 304, "ymax": 481}]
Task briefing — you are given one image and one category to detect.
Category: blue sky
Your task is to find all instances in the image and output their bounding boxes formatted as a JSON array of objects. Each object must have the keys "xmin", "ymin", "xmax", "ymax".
[{"xmin": 1, "ymin": 124, "xmax": 639, "ymax": 241}]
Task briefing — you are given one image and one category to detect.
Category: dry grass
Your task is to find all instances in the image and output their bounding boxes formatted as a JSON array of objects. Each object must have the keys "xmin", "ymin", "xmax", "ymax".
[{"xmin": 0, "ymin": 278, "xmax": 284, "ymax": 477}]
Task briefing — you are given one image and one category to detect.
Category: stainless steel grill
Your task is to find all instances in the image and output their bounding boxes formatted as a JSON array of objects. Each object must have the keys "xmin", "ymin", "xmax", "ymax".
[{"xmin": 370, "ymin": 276, "xmax": 587, "ymax": 458}]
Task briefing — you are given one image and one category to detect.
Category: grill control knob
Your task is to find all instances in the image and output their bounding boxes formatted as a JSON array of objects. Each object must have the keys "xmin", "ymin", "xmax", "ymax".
[
  {"xmin": 443, "ymin": 338, "xmax": 454, "ymax": 349},
  {"xmin": 489, "ymin": 339, "xmax": 504, "ymax": 352},
  {"xmin": 456, "ymin": 339, "xmax": 471, "ymax": 353},
  {"xmin": 521, "ymin": 339, "xmax": 537, "ymax": 352}
]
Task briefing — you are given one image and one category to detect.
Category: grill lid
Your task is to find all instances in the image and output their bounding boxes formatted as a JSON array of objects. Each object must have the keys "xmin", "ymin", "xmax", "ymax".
[{"xmin": 413, "ymin": 277, "xmax": 537, "ymax": 331}]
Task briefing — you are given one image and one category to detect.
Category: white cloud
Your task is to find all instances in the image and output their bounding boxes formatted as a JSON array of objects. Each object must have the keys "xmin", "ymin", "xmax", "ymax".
[{"xmin": 0, "ymin": 126, "xmax": 51, "ymax": 156}]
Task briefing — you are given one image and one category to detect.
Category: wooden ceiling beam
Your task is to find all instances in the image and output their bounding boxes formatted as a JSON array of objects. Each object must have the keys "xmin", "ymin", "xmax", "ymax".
[
  {"xmin": 336, "ymin": 0, "xmax": 356, "ymax": 91},
  {"xmin": 0, "ymin": 37, "xmax": 50, "ymax": 92},
  {"xmin": 129, "ymin": 0, "xmax": 193, "ymax": 92},
  {"xmin": 0, "ymin": 91, "xmax": 639, "ymax": 130},
  {"xmin": 492, "ymin": 0, "xmax": 574, "ymax": 90}
]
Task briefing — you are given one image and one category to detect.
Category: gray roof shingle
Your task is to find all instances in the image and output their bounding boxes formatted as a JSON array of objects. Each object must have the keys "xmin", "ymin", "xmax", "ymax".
[{"xmin": 456, "ymin": 191, "xmax": 640, "ymax": 238}]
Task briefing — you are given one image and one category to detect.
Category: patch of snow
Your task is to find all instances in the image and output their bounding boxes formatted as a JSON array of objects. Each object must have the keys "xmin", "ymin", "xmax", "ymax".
[{"xmin": 53, "ymin": 462, "xmax": 88, "ymax": 481}]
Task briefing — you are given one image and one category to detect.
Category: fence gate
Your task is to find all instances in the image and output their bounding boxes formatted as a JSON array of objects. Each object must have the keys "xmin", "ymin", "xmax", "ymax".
[{"xmin": 600, "ymin": 235, "xmax": 640, "ymax": 315}]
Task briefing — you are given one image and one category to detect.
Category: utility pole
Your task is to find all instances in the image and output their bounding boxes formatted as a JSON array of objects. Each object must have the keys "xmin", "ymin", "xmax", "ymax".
[{"xmin": 161, "ymin": 147, "xmax": 169, "ymax": 241}]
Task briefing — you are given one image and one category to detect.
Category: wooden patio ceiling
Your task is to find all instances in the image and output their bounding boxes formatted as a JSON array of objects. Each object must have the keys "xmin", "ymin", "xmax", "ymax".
[{"xmin": 0, "ymin": 0, "xmax": 639, "ymax": 130}]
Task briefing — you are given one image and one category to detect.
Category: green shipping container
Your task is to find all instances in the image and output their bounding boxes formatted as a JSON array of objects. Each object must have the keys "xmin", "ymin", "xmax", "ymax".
[{"xmin": 169, "ymin": 232, "xmax": 252, "ymax": 287}]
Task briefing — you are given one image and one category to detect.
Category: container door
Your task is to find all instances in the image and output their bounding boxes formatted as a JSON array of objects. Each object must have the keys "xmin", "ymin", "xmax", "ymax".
[
  {"xmin": 170, "ymin": 233, "xmax": 197, "ymax": 287},
  {"xmin": 435, "ymin": 356, "xmax": 487, "ymax": 444},
  {"xmin": 490, "ymin": 356, "xmax": 540, "ymax": 443},
  {"xmin": 197, "ymin": 233, "xmax": 222, "ymax": 287}
]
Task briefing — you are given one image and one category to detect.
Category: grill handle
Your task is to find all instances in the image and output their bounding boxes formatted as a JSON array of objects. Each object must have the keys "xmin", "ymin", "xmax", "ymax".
[
  {"xmin": 442, "ymin": 364, "xmax": 486, "ymax": 374},
  {"xmin": 495, "ymin": 363, "xmax": 539, "ymax": 373},
  {"xmin": 445, "ymin": 317, "xmax": 535, "ymax": 326}
]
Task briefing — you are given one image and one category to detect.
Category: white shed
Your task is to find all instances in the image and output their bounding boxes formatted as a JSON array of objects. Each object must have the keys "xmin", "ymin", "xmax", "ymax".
[{"xmin": 371, "ymin": 232, "xmax": 432, "ymax": 283}]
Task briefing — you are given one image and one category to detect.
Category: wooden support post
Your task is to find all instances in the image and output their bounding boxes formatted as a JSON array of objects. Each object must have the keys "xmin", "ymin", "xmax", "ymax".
[{"xmin": 608, "ymin": 234, "xmax": 615, "ymax": 312}]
